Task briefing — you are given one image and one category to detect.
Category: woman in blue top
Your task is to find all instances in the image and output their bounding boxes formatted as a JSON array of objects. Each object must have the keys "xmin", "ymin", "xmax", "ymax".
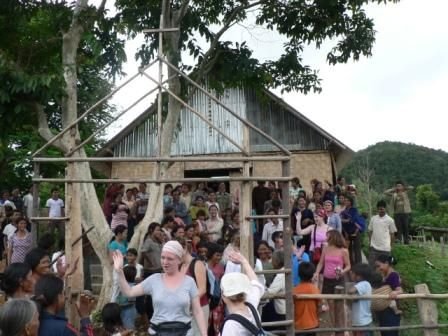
[
  {"xmin": 341, "ymin": 196, "xmax": 364, "ymax": 265},
  {"xmin": 108, "ymin": 225, "xmax": 128, "ymax": 260}
]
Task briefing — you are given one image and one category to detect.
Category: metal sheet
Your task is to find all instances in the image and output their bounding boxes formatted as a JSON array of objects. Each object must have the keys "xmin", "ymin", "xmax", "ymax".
[{"xmin": 112, "ymin": 85, "xmax": 330, "ymax": 157}]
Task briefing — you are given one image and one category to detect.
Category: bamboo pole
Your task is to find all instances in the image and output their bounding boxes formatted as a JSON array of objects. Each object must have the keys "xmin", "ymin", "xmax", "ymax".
[
  {"xmin": 33, "ymin": 176, "xmax": 293, "ymax": 184},
  {"xmin": 67, "ymin": 74, "xmax": 176, "ymax": 156},
  {"xmin": 33, "ymin": 155, "xmax": 291, "ymax": 163},
  {"xmin": 293, "ymin": 293, "xmax": 448, "ymax": 300},
  {"xmin": 32, "ymin": 58, "xmax": 159, "ymax": 157},
  {"xmin": 31, "ymin": 163, "xmax": 40, "ymax": 246},
  {"xmin": 276, "ymin": 324, "xmax": 448, "ymax": 334},
  {"xmin": 161, "ymin": 57, "xmax": 292, "ymax": 155},
  {"xmin": 281, "ymin": 160, "xmax": 294, "ymax": 336},
  {"xmin": 140, "ymin": 71, "xmax": 250, "ymax": 155},
  {"xmin": 239, "ymin": 122, "xmax": 253, "ymax": 266},
  {"xmin": 334, "ymin": 286, "xmax": 346, "ymax": 336}
]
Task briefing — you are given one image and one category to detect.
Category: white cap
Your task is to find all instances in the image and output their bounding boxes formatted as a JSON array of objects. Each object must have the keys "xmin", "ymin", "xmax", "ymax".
[{"xmin": 221, "ymin": 272, "xmax": 251, "ymax": 297}]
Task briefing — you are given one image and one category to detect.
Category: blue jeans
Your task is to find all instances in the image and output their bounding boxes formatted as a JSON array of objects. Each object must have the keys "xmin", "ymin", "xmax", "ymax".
[
  {"xmin": 121, "ymin": 304, "xmax": 137, "ymax": 330},
  {"xmin": 377, "ymin": 307, "xmax": 400, "ymax": 336}
]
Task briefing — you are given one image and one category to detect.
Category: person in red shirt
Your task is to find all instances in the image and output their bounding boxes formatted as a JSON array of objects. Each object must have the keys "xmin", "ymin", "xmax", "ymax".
[{"xmin": 293, "ymin": 262, "xmax": 322, "ymax": 336}]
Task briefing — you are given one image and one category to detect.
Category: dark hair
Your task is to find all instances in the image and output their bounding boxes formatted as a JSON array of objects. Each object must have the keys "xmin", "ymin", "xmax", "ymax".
[
  {"xmin": 195, "ymin": 195, "xmax": 204, "ymax": 202},
  {"xmin": 351, "ymin": 263, "xmax": 373, "ymax": 282},
  {"xmin": 172, "ymin": 225, "xmax": 183, "ymax": 236},
  {"xmin": 102, "ymin": 303, "xmax": 123, "ymax": 333},
  {"xmin": 208, "ymin": 204, "xmax": 219, "ymax": 212},
  {"xmin": 1, "ymin": 263, "xmax": 32, "ymax": 296},
  {"xmin": 51, "ymin": 188, "xmax": 59, "ymax": 193},
  {"xmin": 196, "ymin": 241, "xmax": 208, "ymax": 250},
  {"xmin": 299, "ymin": 262, "xmax": 315, "ymax": 282},
  {"xmin": 345, "ymin": 195, "xmax": 354, "ymax": 206},
  {"xmin": 34, "ymin": 274, "xmax": 64, "ymax": 308},
  {"xmin": 24, "ymin": 248, "xmax": 49, "ymax": 272},
  {"xmin": 125, "ymin": 188, "xmax": 133, "ymax": 194},
  {"xmin": 395, "ymin": 180, "xmax": 404, "ymax": 186},
  {"xmin": 161, "ymin": 216, "xmax": 174, "ymax": 226},
  {"xmin": 164, "ymin": 184, "xmax": 173, "ymax": 192},
  {"xmin": 272, "ymin": 231, "xmax": 283, "ymax": 242},
  {"xmin": 337, "ymin": 176, "xmax": 344, "ymax": 182},
  {"xmin": 185, "ymin": 224, "xmax": 195, "ymax": 232},
  {"xmin": 207, "ymin": 243, "xmax": 224, "ymax": 259},
  {"xmin": 377, "ymin": 200, "xmax": 387, "ymax": 208},
  {"xmin": 144, "ymin": 222, "xmax": 161, "ymax": 240},
  {"xmin": 376, "ymin": 254, "xmax": 397, "ymax": 265},
  {"xmin": 123, "ymin": 265, "xmax": 137, "ymax": 283},
  {"xmin": 370, "ymin": 272, "xmax": 384, "ymax": 289},
  {"xmin": 272, "ymin": 199, "xmax": 281, "ymax": 208},
  {"xmin": 163, "ymin": 206, "xmax": 174, "ymax": 215},
  {"xmin": 113, "ymin": 224, "xmax": 127, "ymax": 236},
  {"xmin": 127, "ymin": 248, "xmax": 138, "ymax": 256},
  {"xmin": 272, "ymin": 250, "xmax": 284, "ymax": 269},
  {"xmin": 255, "ymin": 240, "xmax": 270, "ymax": 257},
  {"xmin": 37, "ymin": 233, "xmax": 56, "ymax": 251},
  {"xmin": 196, "ymin": 209, "xmax": 206, "ymax": 218}
]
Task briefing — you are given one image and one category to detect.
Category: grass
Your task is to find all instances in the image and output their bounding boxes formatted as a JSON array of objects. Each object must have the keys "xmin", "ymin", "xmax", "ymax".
[{"xmin": 392, "ymin": 242, "xmax": 448, "ymax": 335}]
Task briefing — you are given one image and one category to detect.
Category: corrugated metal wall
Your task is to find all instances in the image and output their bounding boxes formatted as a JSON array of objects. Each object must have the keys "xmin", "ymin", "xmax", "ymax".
[
  {"xmin": 112, "ymin": 86, "xmax": 329, "ymax": 157},
  {"xmin": 246, "ymin": 90, "xmax": 330, "ymax": 152}
]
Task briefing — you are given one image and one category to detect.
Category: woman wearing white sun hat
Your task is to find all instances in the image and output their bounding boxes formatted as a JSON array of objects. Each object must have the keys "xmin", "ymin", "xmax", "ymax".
[{"xmin": 220, "ymin": 251, "xmax": 265, "ymax": 336}]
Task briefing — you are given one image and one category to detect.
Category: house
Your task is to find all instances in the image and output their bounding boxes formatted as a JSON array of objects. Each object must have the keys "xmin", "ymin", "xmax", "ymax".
[{"xmin": 97, "ymin": 84, "xmax": 352, "ymax": 194}]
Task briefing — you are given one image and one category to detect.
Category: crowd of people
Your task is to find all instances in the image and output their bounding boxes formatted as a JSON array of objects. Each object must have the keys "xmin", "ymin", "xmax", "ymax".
[{"xmin": 0, "ymin": 178, "xmax": 413, "ymax": 335}]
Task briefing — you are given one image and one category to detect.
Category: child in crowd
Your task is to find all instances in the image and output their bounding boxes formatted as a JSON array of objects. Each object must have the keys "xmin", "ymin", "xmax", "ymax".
[
  {"xmin": 293, "ymin": 262, "xmax": 321, "ymax": 336},
  {"xmin": 370, "ymin": 271, "xmax": 401, "ymax": 315},
  {"xmin": 116, "ymin": 265, "xmax": 137, "ymax": 330},
  {"xmin": 348, "ymin": 263, "xmax": 373, "ymax": 336},
  {"xmin": 125, "ymin": 248, "xmax": 143, "ymax": 281},
  {"xmin": 101, "ymin": 303, "xmax": 132, "ymax": 336},
  {"xmin": 272, "ymin": 231, "xmax": 284, "ymax": 251}
]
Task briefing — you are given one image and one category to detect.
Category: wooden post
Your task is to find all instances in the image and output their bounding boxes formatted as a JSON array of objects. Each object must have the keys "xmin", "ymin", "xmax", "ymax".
[
  {"xmin": 239, "ymin": 125, "xmax": 253, "ymax": 266},
  {"xmin": 432, "ymin": 236, "xmax": 435, "ymax": 248},
  {"xmin": 32, "ymin": 163, "xmax": 40, "ymax": 247},
  {"xmin": 423, "ymin": 229, "xmax": 426, "ymax": 245},
  {"xmin": 65, "ymin": 164, "xmax": 84, "ymax": 327},
  {"xmin": 281, "ymin": 160, "xmax": 294, "ymax": 336},
  {"xmin": 441, "ymin": 237, "xmax": 445, "ymax": 257},
  {"xmin": 334, "ymin": 285, "xmax": 347, "ymax": 336},
  {"xmin": 415, "ymin": 284, "xmax": 439, "ymax": 336}
]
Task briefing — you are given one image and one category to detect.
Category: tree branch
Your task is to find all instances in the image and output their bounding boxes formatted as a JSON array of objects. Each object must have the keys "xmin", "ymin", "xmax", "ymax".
[
  {"xmin": 174, "ymin": 0, "xmax": 191, "ymax": 25},
  {"xmin": 193, "ymin": 0, "xmax": 266, "ymax": 82},
  {"xmin": 97, "ymin": 0, "xmax": 107, "ymax": 15},
  {"xmin": 35, "ymin": 102, "xmax": 67, "ymax": 152}
]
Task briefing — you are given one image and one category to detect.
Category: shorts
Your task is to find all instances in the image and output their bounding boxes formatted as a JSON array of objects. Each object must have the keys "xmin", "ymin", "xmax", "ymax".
[{"xmin": 322, "ymin": 277, "xmax": 344, "ymax": 294}]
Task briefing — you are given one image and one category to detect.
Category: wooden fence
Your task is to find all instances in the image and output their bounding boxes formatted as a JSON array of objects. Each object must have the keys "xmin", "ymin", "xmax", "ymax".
[{"xmin": 264, "ymin": 283, "xmax": 448, "ymax": 336}]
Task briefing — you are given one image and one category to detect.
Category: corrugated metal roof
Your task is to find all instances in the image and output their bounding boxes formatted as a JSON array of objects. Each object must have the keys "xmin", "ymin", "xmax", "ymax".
[{"xmin": 104, "ymin": 84, "xmax": 351, "ymax": 158}]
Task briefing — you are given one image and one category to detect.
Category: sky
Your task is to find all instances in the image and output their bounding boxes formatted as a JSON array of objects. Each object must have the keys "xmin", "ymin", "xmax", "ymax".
[{"xmin": 106, "ymin": 0, "xmax": 448, "ymax": 153}]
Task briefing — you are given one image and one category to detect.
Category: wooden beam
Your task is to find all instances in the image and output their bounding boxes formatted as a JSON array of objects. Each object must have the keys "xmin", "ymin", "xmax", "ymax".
[
  {"xmin": 33, "ymin": 176, "xmax": 293, "ymax": 184},
  {"xmin": 32, "ymin": 163, "xmax": 40, "ymax": 247},
  {"xmin": 281, "ymin": 160, "xmax": 294, "ymax": 336},
  {"xmin": 33, "ymin": 155, "xmax": 291, "ymax": 163}
]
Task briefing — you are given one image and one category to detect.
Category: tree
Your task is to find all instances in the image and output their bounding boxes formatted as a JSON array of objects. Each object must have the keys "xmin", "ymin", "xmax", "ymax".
[
  {"xmin": 3, "ymin": 0, "xmax": 400, "ymax": 308},
  {"xmin": 0, "ymin": 0, "xmax": 126, "ymax": 308},
  {"xmin": 416, "ymin": 185, "xmax": 440, "ymax": 214},
  {"xmin": 114, "ymin": 0, "xmax": 399, "ymax": 249}
]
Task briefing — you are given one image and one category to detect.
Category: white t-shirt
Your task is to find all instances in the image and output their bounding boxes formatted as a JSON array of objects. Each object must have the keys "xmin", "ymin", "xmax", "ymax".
[
  {"xmin": 369, "ymin": 214, "xmax": 397, "ymax": 252},
  {"xmin": 46, "ymin": 198, "xmax": 64, "ymax": 217},
  {"xmin": 221, "ymin": 280, "xmax": 265, "ymax": 336},
  {"xmin": 3, "ymin": 224, "xmax": 17, "ymax": 244},
  {"xmin": 262, "ymin": 220, "xmax": 283, "ymax": 248},
  {"xmin": 224, "ymin": 259, "xmax": 266, "ymax": 287},
  {"xmin": 23, "ymin": 194, "xmax": 39, "ymax": 219}
]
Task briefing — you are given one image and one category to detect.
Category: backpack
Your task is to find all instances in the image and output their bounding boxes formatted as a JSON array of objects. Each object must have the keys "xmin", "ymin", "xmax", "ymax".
[
  {"xmin": 221, "ymin": 302, "xmax": 267, "ymax": 336},
  {"xmin": 188, "ymin": 258, "xmax": 222, "ymax": 310}
]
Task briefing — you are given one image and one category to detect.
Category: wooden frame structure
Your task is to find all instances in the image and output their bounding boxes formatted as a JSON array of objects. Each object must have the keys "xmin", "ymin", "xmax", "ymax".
[{"xmin": 30, "ymin": 15, "xmax": 296, "ymax": 336}]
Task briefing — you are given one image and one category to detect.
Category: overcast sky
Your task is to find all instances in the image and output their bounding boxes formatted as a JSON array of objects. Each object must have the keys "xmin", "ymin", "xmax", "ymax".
[{"xmin": 107, "ymin": 0, "xmax": 448, "ymax": 153}]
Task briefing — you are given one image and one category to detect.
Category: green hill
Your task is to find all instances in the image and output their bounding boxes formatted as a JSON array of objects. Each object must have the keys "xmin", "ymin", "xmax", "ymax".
[{"xmin": 342, "ymin": 141, "xmax": 448, "ymax": 198}]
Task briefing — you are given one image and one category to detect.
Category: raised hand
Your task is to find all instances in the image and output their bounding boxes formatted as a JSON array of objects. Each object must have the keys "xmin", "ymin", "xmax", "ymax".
[{"xmin": 112, "ymin": 250, "xmax": 124, "ymax": 272}]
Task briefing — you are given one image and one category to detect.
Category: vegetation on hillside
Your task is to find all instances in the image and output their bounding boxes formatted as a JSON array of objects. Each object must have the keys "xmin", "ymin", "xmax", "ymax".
[{"xmin": 342, "ymin": 141, "xmax": 448, "ymax": 198}]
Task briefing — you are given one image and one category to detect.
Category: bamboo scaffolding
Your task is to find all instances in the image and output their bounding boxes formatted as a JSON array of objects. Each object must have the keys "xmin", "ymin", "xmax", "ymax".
[
  {"xmin": 140, "ymin": 71, "xmax": 250, "ymax": 155},
  {"xmin": 66, "ymin": 74, "xmax": 177, "ymax": 156},
  {"xmin": 161, "ymin": 57, "xmax": 292, "ymax": 155},
  {"xmin": 32, "ymin": 58, "xmax": 159, "ymax": 157},
  {"xmin": 32, "ymin": 176, "xmax": 293, "ymax": 184},
  {"xmin": 32, "ymin": 155, "xmax": 291, "ymax": 163},
  {"xmin": 272, "ymin": 324, "xmax": 448, "ymax": 334}
]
